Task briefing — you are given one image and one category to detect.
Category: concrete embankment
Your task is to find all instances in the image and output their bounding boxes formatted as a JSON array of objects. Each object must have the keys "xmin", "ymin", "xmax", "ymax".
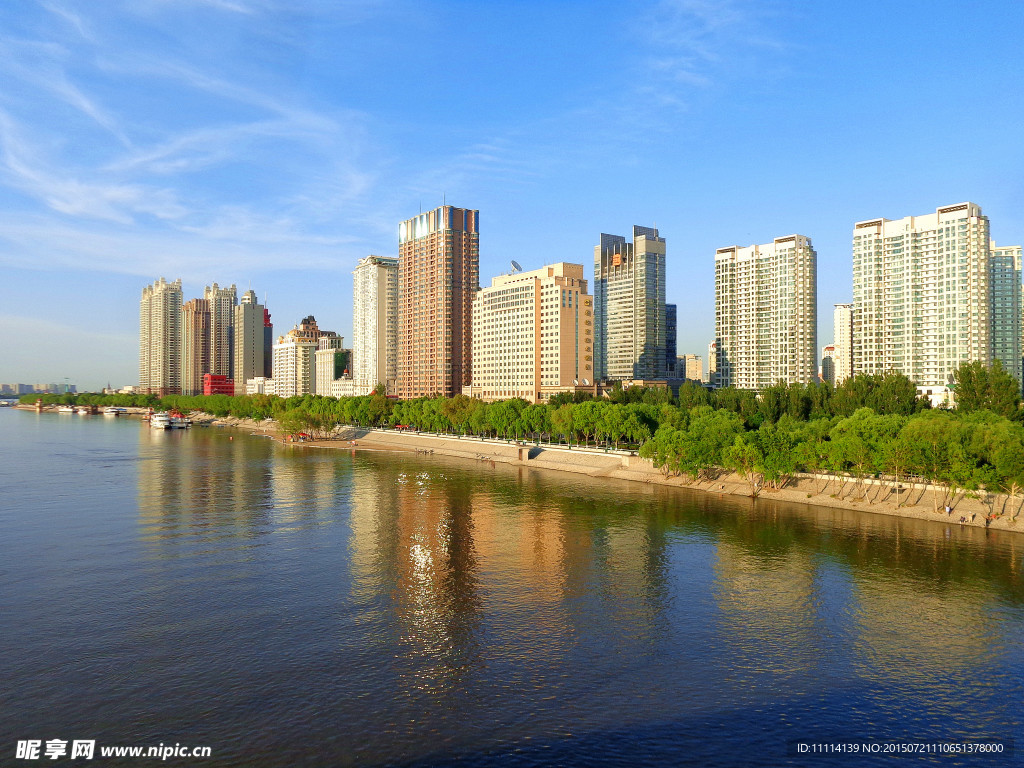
[{"xmin": 266, "ymin": 425, "xmax": 1023, "ymax": 535}]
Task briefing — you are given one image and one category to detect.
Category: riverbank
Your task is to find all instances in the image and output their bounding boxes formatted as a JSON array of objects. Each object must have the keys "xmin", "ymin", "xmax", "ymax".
[
  {"xmin": 200, "ymin": 414, "xmax": 1022, "ymax": 534},
  {"xmin": 20, "ymin": 404, "xmax": 1018, "ymax": 533}
]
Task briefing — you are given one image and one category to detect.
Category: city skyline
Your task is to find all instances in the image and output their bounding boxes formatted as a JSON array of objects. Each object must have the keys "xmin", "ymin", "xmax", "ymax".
[{"xmin": 1, "ymin": 2, "xmax": 1023, "ymax": 390}]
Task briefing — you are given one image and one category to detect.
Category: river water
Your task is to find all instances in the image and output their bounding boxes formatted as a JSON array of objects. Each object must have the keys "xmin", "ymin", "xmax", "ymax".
[{"xmin": 2, "ymin": 409, "xmax": 1023, "ymax": 766}]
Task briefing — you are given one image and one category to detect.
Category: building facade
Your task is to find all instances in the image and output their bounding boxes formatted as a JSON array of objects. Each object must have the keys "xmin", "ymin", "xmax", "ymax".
[
  {"xmin": 181, "ymin": 298, "xmax": 211, "ymax": 396},
  {"xmin": 820, "ymin": 344, "xmax": 836, "ymax": 385},
  {"xmin": 470, "ymin": 263, "xmax": 594, "ymax": 403},
  {"xmin": 593, "ymin": 226, "xmax": 667, "ymax": 381},
  {"xmin": 852, "ymin": 203, "xmax": 994, "ymax": 388},
  {"xmin": 665, "ymin": 303, "xmax": 677, "ymax": 376},
  {"xmin": 271, "ymin": 316, "xmax": 325, "ymax": 398},
  {"xmin": 204, "ymin": 283, "xmax": 237, "ymax": 379},
  {"xmin": 990, "ymin": 243, "xmax": 1022, "ymax": 385},
  {"xmin": 397, "ymin": 206, "xmax": 479, "ymax": 398},
  {"xmin": 681, "ymin": 354, "xmax": 703, "ymax": 383},
  {"xmin": 714, "ymin": 235, "xmax": 817, "ymax": 389},
  {"xmin": 139, "ymin": 277, "xmax": 183, "ymax": 395},
  {"xmin": 353, "ymin": 255, "xmax": 398, "ymax": 396},
  {"xmin": 832, "ymin": 303, "xmax": 854, "ymax": 386},
  {"xmin": 233, "ymin": 290, "xmax": 269, "ymax": 396},
  {"xmin": 314, "ymin": 335, "xmax": 348, "ymax": 397}
]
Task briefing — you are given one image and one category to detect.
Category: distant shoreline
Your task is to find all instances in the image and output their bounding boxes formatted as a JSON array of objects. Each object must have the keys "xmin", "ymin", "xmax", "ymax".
[{"xmin": 16, "ymin": 404, "xmax": 1022, "ymax": 534}]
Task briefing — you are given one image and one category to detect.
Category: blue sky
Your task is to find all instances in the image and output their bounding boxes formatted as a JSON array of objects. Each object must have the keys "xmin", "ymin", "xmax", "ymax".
[{"xmin": 1, "ymin": 0, "xmax": 1022, "ymax": 391}]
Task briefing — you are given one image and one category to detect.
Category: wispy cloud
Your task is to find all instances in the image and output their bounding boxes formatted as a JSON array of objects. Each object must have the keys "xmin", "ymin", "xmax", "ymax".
[{"xmin": 632, "ymin": 0, "xmax": 785, "ymax": 106}]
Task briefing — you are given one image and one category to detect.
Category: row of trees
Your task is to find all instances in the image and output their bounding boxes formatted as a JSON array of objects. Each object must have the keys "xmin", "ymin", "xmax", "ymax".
[
  {"xmin": 642, "ymin": 406, "xmax": 1024, "ymax": 515},
  {"xmin": 20, "ymin": 363, "xmax": 1024, "ymax": 513}
]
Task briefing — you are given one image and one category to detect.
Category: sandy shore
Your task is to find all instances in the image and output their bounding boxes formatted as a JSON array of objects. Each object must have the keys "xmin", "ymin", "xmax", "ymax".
[{"xmin": 202, "ymin": 416, "xmax": 1023, "ymax": 535}]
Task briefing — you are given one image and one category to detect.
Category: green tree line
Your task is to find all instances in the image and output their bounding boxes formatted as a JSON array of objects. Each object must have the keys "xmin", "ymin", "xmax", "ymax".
[{"xmin": 21, "ymin": 362, "xmax": 1023, "ymax": 514}]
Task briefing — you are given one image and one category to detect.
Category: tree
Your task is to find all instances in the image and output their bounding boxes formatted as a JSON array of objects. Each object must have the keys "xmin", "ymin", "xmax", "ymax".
[
  {"xmin": 953, "ymin": 359, "xmax": 1022, "ymax": 419},
  {"xmin": 724, "ymin": 433, "xmax": 764, "ymax": 498}
]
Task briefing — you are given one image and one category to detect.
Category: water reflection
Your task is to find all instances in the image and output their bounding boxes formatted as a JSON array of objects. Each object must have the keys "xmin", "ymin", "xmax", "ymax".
[{"xmin": 120, "ymin": 422, "xmax": 1024, "ymax": 763}]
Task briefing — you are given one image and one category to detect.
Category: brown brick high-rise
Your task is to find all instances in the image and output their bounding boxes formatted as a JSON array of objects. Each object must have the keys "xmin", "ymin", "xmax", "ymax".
[{"xmin": 397, "ymin": 206, "xmax": 479, "ymax": 399}]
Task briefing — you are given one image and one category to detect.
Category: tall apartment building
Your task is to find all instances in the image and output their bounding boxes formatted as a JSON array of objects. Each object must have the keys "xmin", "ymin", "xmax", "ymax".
[
  {"xmin": 990, "ymin": 243, "xmax": 1022, "ymax": 384},
  {"xmin": 397, "ymin": 206, "xmax": 479, "ymax": 398},
  {"xmin": 714, "ymin": 235, "xmax": 817, "ymax": 389},
  {"xmin": 470, "ymin": 263, "xmax": 594, "ymax": 403},
  {"xmin": 707, "ymin": 341, "xmax": 717, "ymax": 385},
  {"xmin": 852, "ymin": 203, "xmax": 1007, "ymax": 388},
  {"xmin": 139, "ymin": 277, "xmax": 183, "ymax": 395},
  {"xmin": 593, "ymin": 226, "xmax": 667, "ymax": 381},
  {"xmin": 204, "ymin": 283, "xmax": 237, "ymax": 379},
  {"xmin": 272, "ymin": 316, "xmax": 324, "ymax": 398},
  {"xmin": 233, "ymin": 290, "xmax": 268, "ymax": 396},
  {"xmin": 832, "ymin": 303, "xmax": 853, "ymax": 385},
  {"xmin": 353, "ymin": 255, "xmax": 398, "ymax": 396},
  {"xmin": 181, "ymin": 298, "xmax": 211, "ymax": 396}
]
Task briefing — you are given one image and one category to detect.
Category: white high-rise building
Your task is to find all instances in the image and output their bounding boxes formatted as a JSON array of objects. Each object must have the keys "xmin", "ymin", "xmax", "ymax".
[
  {"xmin": 353, "ymin": 255, "xmax": 398, "ymax": 396},
  {"xmin": 714, "ymin": 235, "xmax": 817, "ymax": 389},
  {"xmin": 594, "ymin": 226, "xmax": 667, "ymax": 381},
  {"xmin": 471, "ymin": 263, "xmax": 593, "ymax": 403},
  {"xmin": 271, "ymin": 316, "xmax": 322, "ymax": 399},
  {"xmin": 990, "ymin": 243, "xmax": 1022, "ymax": 385},
  {"xmin": 204, "ymin": 283, "xmax": 237, "ymax": 379},
  {"xmin": 139, "ymin": 277, "xmax": 183, "ymax": 395},
  {"xmin": 832, "ymin": 303, "xmax": 853, "ymax": 385},
  {"xmin": 852, "ymin": 203, "xmax": 998, "ymax": 388}
]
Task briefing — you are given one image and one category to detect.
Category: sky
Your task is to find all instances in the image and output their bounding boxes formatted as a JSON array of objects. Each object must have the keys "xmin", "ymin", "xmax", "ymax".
[{"xmin": 1, "ymin": 0, "xmax": 1023, "ymax": 391}]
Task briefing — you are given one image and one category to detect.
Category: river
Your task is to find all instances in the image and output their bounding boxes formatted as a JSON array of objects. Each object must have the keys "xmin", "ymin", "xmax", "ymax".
[{"xmin": 1, "ymin": 409, "xmax": 1022, "ymax": 766}]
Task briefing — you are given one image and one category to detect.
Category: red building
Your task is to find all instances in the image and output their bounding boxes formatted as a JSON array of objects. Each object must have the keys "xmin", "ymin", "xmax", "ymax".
[{"xmin": 203, "ymin": 374, "xmax": 235, "ymax": 396}]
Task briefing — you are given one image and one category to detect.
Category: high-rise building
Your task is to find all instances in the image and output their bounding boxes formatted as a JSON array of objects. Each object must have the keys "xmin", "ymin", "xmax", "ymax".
[
  {"xmin": 990, "ymin": 243, "xmax": 1022, "ymax": 385},
  {"xmin": 353, "ymin": 255, "xmax": 398, "ymax": 396},
  {"xmin": 820, "ymin": 344, "xmax": 836, "ymax": 385},
  {"xmin": 852, "ymin": 203, "xmax": 998, "ymax": 388},
  {"xmin": 204, "ymin": 283, "xmax": 237, "ymax": 379},
  {"xmin": 139, "ymin": 277, "xmax": 183, "ymax": 395},
  {"xmin": 714, "ymin": 235, "xmax": 817, "ymax": 389},
  {"xmin": 593, "ymin": 226, "xmax": 667, "ymax": 381},
  {"xmin": 272, "ymin": 316, "xmax": 324, "ymax": 398},
  {"xmin": 471, "ymin": 263, "xmax": 594, "ymax": 403},
  {"xmin": 707, "ymin": 341, "xmax": 717, "ymax": 385},
  {"xmin": 233, "ymin": 290, "xmax": 268, "ymax": 396},
  {"xmin": 665, "ymin": 303, "xmax": 677, "ymax": 376},
  {"xmin": 832, "ymin": 303, "xmax": 853, "ymax": 385},
  {"xmin": 181, "ymin": 298, "xmax": 211, "ymax": 396},
  {"xmin": 397, "ymin": 206, "xmax": 479, "ymax": 399}
]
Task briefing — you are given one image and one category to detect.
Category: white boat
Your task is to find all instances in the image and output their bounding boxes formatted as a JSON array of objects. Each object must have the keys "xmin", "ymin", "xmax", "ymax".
[
  {"xmin": 104, "ymin": 407, "xmax": 128, "ymax": 416},
  {"xmin": 151, "ymin": 411, "xmax": 191, "ymax": 429},
  {"xmin": 57, "ymin": 405, "xmax": 75, "ymax": 413}
]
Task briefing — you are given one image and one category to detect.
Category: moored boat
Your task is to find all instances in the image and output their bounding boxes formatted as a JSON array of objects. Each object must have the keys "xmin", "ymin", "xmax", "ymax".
[
  {"xmin": 150, "ymin": 412, "xmax": 171, "ymax": 429},
  {"xmin": 57, "ymin": 405, "xmax": 75, "ymax": 413}
]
